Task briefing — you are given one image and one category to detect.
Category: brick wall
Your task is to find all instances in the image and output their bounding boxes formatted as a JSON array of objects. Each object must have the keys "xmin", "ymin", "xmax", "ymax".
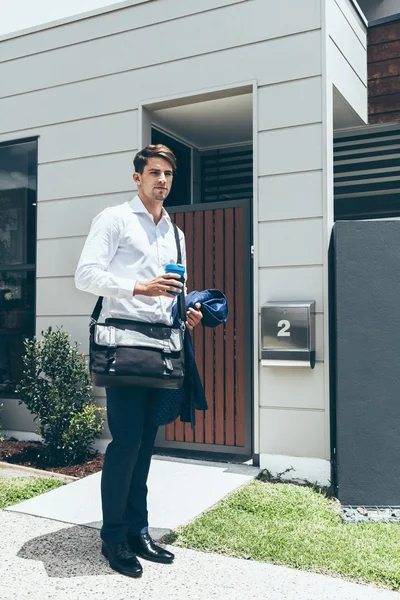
[{"xmin": 368, "ymin": 18, "xmax": 400, "ymax": 123}]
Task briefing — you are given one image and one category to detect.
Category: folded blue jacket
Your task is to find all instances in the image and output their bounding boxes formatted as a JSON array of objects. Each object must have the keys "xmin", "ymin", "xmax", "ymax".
[{"xmin": 151, "ymin": 289, "xmax": 228, "ymax": 428}]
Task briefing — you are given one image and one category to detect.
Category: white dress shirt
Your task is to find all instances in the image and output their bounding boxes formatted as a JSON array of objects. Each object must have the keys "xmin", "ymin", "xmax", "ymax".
[{"xmin": 75, "ymin": 195, "xmax": 186, "ymax": 325}]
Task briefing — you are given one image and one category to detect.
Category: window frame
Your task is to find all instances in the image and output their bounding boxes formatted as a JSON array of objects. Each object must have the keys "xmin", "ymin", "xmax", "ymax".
[{"xmin": 0, "ymin": 137, "xmax": 38, "ymax": 398}]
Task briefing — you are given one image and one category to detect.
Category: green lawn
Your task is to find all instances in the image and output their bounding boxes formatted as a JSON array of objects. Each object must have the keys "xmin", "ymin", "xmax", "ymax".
[
  {"xmin": 167, "ymin": 481, "xmax": 400, "ymax": 591},
  {"xmin": 0, "ymin": 477, "xmax": 64, "ymax": 509}
]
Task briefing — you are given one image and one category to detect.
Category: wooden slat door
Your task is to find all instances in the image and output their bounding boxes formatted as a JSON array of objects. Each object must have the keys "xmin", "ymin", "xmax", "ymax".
[{"xmin": 156, "ymin": 200, "xmax": 252, "ymax": 454}]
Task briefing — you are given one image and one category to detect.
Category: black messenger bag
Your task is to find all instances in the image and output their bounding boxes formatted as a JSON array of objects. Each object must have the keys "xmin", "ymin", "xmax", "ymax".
[{"xmin": 89, "ymin": 224, "xmax": 186, "ymax": 389}]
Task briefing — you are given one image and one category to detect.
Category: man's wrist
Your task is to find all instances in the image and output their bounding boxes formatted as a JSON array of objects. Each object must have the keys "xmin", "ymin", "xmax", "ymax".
[{"xmin": 133, "ymin": 281, "xmax": 147, "ymax": 296}]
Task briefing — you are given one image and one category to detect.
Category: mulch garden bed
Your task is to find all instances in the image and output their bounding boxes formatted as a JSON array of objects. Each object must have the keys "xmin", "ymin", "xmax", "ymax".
[{"xmin": 0, "ymin": 438, "xmax": 104, "ymax": 478}]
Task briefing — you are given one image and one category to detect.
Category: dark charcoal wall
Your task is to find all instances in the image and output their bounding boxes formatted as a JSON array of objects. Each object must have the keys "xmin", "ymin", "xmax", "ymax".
[{"xmin": 334, "ymin": 219, "xmax": 400, "ymax": 506}]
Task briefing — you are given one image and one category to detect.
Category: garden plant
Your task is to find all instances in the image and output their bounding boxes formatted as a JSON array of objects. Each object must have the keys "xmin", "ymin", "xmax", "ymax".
[{"xmin": 18, "ymin": 326, "xmax": 105, "ymax": 467}]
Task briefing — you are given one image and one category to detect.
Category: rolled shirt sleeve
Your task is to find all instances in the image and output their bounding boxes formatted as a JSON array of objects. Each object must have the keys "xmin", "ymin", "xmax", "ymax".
[{"xmin": 75, "ymin": 208, "xmax": 136, "ymax": 299}]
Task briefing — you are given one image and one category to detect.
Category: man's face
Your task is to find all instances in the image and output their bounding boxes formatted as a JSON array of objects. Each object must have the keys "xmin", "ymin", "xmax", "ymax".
[{"xmin": 134, "ymin": 156, "xmax": 174, "ymax": 203}]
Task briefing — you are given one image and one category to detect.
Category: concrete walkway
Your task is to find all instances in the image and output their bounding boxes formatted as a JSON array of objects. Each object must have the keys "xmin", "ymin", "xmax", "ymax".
[
  {"xmin": 1, "ymin": 510, "xmax": 398, "ymax": 600},
  {"xmin": 6, "ymin": 455, "xmax": 259, "ymax": 539}
]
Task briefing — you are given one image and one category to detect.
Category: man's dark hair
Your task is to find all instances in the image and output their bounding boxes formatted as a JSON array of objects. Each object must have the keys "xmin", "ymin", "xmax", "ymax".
[{"xmin": 134, "ymin": 144, "xmax": 177, "ymax": 175}]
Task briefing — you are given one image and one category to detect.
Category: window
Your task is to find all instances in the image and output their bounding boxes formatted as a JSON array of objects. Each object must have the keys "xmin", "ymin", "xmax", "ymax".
[{"xmin": 0, "ymin": 139, "xmax": 37, "ymax": 395}]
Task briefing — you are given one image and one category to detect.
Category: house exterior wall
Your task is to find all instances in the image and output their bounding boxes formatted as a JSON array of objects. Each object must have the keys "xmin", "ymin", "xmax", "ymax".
[
  {"xmin": 327, "ymin": 0, "xmax": 368, "ymax": 122},
  {"xmin": 0, "ymin": 0, "xmax": 368, "ymax": 484}
]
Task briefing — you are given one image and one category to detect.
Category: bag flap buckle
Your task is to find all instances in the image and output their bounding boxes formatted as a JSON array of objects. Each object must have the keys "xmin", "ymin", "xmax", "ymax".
[{"xmin": 108, "ymin": 326, "xmax": 117, "ymax": 347}]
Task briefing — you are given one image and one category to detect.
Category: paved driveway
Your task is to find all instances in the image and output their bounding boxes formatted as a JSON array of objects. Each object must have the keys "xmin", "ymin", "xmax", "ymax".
[{"xmin": 1, "ymin": 510, "xmax": 398, "ymax": 600}]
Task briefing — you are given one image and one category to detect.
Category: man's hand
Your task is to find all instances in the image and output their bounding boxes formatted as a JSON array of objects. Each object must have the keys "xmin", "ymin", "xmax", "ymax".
[
  {"xmin": 186, "ymin": 303, "xmax": 202, "ymax": 331},
  {"xmin": 134, "ymin": 273, "xmax": 183, "ymax": 297}
]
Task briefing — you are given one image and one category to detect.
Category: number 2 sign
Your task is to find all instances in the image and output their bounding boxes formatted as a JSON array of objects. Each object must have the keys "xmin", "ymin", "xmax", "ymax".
[{"xmin": 277, "ymin": 319, "xmax": 291, "ymax": 337}]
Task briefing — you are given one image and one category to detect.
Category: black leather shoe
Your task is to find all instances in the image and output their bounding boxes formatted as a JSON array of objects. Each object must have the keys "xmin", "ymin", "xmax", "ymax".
[
  {"xmin": 101, "ymin": 541, "xmax": 143, "ymax": 578},
  {"xmin": 127, "ymin": 532, "xmax": 175, "ymax": 564}
]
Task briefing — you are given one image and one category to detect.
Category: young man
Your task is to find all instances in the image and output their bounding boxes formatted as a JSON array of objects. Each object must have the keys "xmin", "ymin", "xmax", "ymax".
[{"xmin": 75, "ymin": 145, "xmax": 202, "ymax": 578}]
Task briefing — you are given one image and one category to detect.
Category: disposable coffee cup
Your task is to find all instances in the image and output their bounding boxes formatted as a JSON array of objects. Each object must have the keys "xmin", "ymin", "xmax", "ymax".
[{"xmin": 165, "ymin": 263, "xmax": 185, "ymax": 296}]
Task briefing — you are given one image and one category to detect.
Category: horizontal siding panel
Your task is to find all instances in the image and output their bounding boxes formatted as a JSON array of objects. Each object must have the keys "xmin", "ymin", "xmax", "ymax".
[
  {"xmin": 328, "ymin": 0, "xmax": 367, "ymax": 85},
  {"xmin": 0, "ymin": 0, "xmax": 321, "ymax": 98},
  {"xmin": 0, "ymin": 31, "xmax": 322, "ymax": 134},
  {"xmin": 259, "ymin": 362, "xmax": 325, "ymax": 409},
  {"xmin": 328, "ymin": 39, "xmax": 367, "ymax": 122},
  {"xmin": 37, "ymin": 237, "xmax": 85, "ymax": 277},
  {"xmin": 258, "ymin": 218, "xmax": 323, "ymax": 267},
  {"xmin": 36, "ymin": 315, "xmax": 90, "ymax": 354},
  {"xmin": 37, "ymin": 193, "xmax": 131, "ymax": 239},
  {"xmin": 259, "ymin": 265, "xmax": 324, "ymax": 312},
  {"xmin": 1, "ymin": 399, "xmax": 36, "ymax": 433},
  {"xmin": 36, "ymin": 277, "xmax": 95, "ymax": 316},
  {"xmin": 38, "ymin": 151, "xmax": 137, "ymax": 200},
  {"xmin": 0, "ymin": 0, "xmax": 245, "ymax": 62},
  {"xmin": 258, "ymin": 171, "xmax": 323, "ymax": 221},
  {"xmin": 258, "ymin": 77, "xmax": 322, "ymax": 131},
  {"xmin": 259, "ymin": 407, "xmax": 326, "ymax": 459},
  {"xmin": 333, "ymin": 0, "xmax": 367, "ymax": 48},
  {"xmin": 37, "ymin": 111, "xmax": 138, "ymax": 163},
  {"xmin": 258, "ymin": 124, "xmax": 323, "ymax": 176}
]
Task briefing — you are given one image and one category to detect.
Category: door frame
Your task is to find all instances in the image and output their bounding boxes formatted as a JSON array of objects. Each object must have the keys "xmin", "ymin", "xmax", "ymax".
[{"xmin": 138, "ymin": 80, "xmax": 259, "ymax": 457}]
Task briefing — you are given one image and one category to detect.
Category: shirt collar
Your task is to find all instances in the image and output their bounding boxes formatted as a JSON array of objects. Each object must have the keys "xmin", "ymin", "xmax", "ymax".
[{"xmin": 129, "ymin": 194, "xmax": 171, "ymax": 223}]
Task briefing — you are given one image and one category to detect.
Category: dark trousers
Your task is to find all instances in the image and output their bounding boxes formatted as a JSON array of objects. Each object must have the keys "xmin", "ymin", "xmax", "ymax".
[{"xmin": 100, "ymin": 386, "xmax": 158, "ymax": 544}]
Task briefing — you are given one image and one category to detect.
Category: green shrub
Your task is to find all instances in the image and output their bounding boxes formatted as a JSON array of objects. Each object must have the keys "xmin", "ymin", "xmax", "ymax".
[{"xmin": 18, "ymin": 326, "xmax": 105, "ymax": 466}]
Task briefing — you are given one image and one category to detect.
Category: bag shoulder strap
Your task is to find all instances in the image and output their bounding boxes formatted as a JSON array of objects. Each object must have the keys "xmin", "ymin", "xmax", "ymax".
[
  {"xmin": 172, "ymin": 222, "xmax": 186, "ymax": 327},
  {"xmin": 90, "ymin": 221, "xmax": 186, "ymax": 326},
  {"xmin": 90, "ymin": 296, "xmax": 103, "ymax": 325}
]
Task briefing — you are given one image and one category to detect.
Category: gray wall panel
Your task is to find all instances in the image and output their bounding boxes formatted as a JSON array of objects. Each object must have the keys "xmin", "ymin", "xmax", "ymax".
[
  {"xmin": 334, "ymin": 0, "xmax": 367, "ymax": 47},
  {"xmin": 0, "ymin": 0, "xmax": 244, "ymax": 62},
  {"xmin": 328, "ymin": 32, "xmax": 367, "ymax": 122},
  {"xmin": 335, "ymin": 220, "xmax": 400, "ymax": 505},
  {"xmin": 38, "ymin": 151, "xmax": 137, "ymax": 200},
  {"xmin": 327, "ymin": 0, "xmax": 367, "ymax": 85},
  {"xmin": 259, "ymin": 265, "xmax": 324, "ymax": 312},
  {"xmin": 0, "ymin": 31, "xmax": 322, "ymax": 134},
  {"xmin": 1, "ymin": 399, "xmax": 36, "ymax": 433},
  {"xmin": 0, "ymin": 0, "xmax": 320, "ymax": 97},
  {"xmin": 259, "ymin": 124, "xmax": 323, "ymax": 176},
  {"xmin": 37, "ymin": 193, "xmax": 132, "ymax": 239},
  {"xmin": 258, "ymin": 171, "xmax": 323, "ymax": 221},
  {"xmin": 36, "ymin": 277, "xmax": 95, "ymax": 316},
  {"xmin": 38, "ymin": 111, "xmax": 137, "ymax": 163},
  {"xmin": 260, "ymin": 363, "xmax": 325, "ymax": 410},
  {"xmin": 37, "ymin": 237, "xmax": 87, "ymax": 277},
  {"xmin": 258, "ymin": 77, "xmax": 322, "ymax": 132},
  {"xmin": 258, "ymin": 218, "xmax": 324, "ymax": 267},
  {"xmin": 36, "ymin": 315, "xmax": 90, "ymax": 354},
  {"xmin": 260, "ymin": 408, "xmax": 326, "ymax": 458}
]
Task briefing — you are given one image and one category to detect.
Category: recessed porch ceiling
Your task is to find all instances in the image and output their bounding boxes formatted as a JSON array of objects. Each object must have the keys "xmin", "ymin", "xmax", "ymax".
[{"xmin": 150, "ymin": 93, "xmax": 253, "ymax": 149}]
